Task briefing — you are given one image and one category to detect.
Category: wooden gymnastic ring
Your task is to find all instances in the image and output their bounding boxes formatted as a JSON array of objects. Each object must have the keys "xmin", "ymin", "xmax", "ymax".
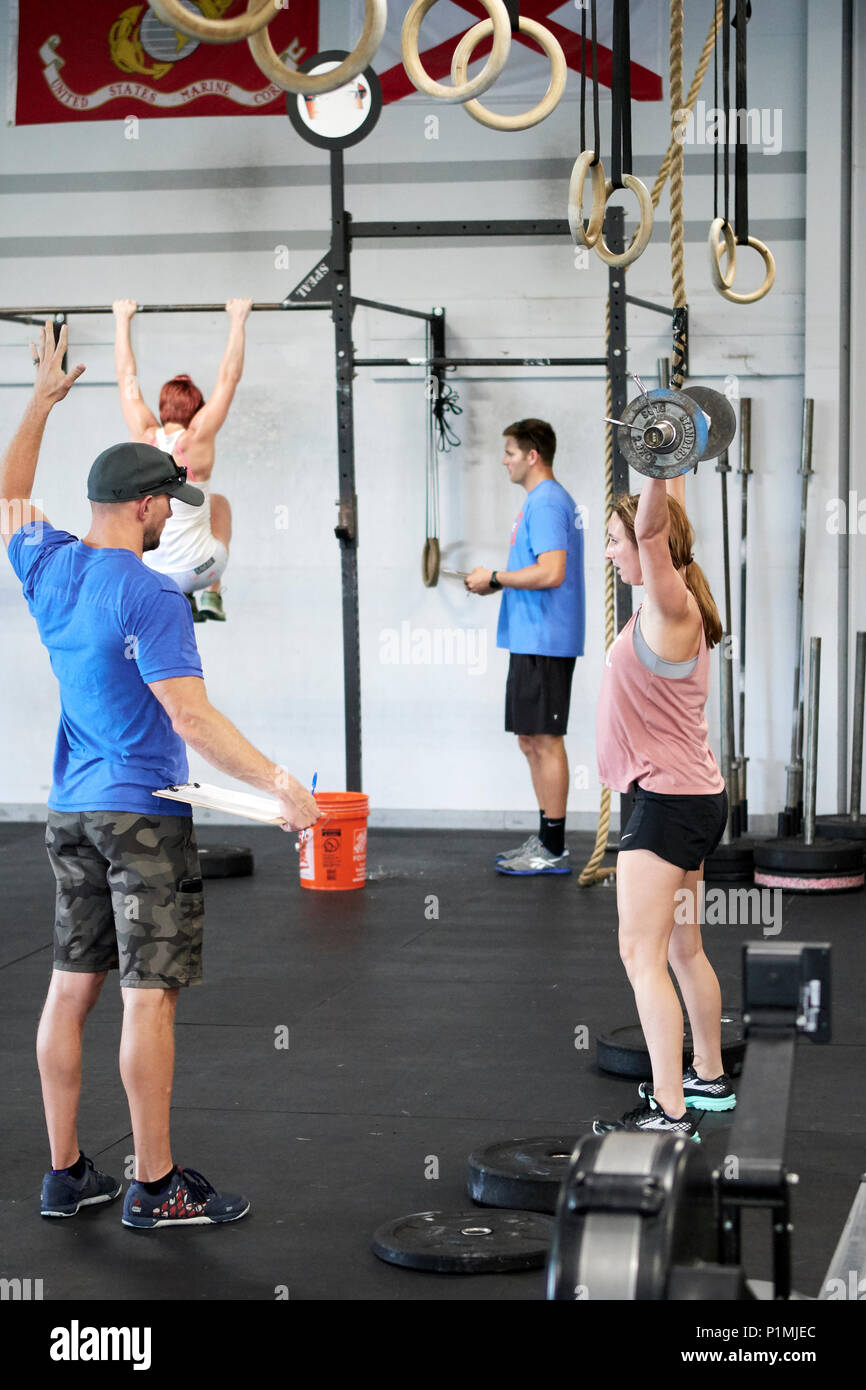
[
  {"xmin": 708, "ymin": 217, "xmax": 737, "ymax": 290},
  {"xmin": 451, "ymin": 16, "xmax": 568, "ymax": 132},
  {"xmin": 248, "ymin": 0, "xmax": 387, "ymax": 94},
  {"xmin": 568, "ymin": 152, "xmax": 607, "ymax": 249},
  {"xmin": 713, "ymin": 234, "xmax": 776, "ymax": 305},
  {"xmin": 402, "ymin": 0, "xmax": 511, "ymax": 104},
  {"xmin": 592, "ymin": 175, "xmax": 655, "ymax": 268},
  {"xmin": 149, "ymin": 0, "xmax": 273, "ymax": 43},
  {"xmin": 422, "ymin": 538, "xmax": 441, "ymax": 588}
]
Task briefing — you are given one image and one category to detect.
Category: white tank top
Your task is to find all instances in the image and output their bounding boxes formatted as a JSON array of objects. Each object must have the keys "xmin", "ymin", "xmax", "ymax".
[{"xmin": 145, "ymin": 427, "xmax": 215, "ymax": 575}]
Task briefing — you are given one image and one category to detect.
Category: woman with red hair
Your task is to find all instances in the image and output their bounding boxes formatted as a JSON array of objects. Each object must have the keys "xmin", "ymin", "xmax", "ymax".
[{"xmin": 113, "ymin": 298, "xmax": 251, "ymax": 621}]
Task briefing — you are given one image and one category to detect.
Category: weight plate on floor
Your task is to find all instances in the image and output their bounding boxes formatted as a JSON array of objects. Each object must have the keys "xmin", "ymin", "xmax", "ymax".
[
  {"xmin": 467, "ymin": 1136, "xmax": 580, "ymax": 1213},
  {"xmin": 196, "ymin": 844, "xmax": 255, "ymax": 879},
  {"xmin": 681, "ymin": 385, "xmax": 737, "ymax": 461},
  {"xmin": 754, "ymin": 867, "xmax": 864, "ymax": 894},
  {"xmin": 597, "ymin": 1012, "xmax": 745, "ymax": 1079},
  {"xmin": 815, "ymin": 815, "xmax": 866, "ymax": 842},
  {"xmin": 704, "ymin": 843, "xmax": 755, "ymax": 879},
  {"xmin": 371, "ymin": 1209, "xmax": 555, "ymax": 1274},
  {"xmin": 753, "ymin": 837, "xmax": 864, "ymax": 872}
]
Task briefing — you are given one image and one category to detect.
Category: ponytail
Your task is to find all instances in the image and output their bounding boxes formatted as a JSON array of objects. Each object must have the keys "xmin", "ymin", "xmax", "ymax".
[{"xmin": 611, "ymin": 494, "xmax": 723, "ymax": 650}]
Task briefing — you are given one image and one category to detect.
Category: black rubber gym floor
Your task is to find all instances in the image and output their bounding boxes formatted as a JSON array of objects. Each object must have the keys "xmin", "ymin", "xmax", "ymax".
[{"xmin": 1, "ymin": 822, "xmax": 863, "ymax": 1302}]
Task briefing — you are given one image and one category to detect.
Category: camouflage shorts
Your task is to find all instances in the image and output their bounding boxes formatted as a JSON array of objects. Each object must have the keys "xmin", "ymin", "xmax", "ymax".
[{"xmin": 45, "ymin": 812, "xmax": 204, "ymax": 989}]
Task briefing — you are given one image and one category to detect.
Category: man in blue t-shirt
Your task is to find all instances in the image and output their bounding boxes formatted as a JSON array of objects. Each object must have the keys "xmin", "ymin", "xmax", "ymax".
[
  {"xmin": 466, "ymin": 419, "xmax": 585, "ymax": 876},
  {"xmin": 1, "ymin": 324, "xmax": 320, "ymax": 1230}
]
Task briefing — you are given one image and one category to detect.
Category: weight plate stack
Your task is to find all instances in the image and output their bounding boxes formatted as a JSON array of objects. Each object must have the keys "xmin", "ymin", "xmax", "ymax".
[
  {"xmin": 815, "ymin": 814, "xmax": 866, "ymax": 843},
  {"xmin": 703, "ymin": 841, "xmax": 755, "ymax": 883},
  {"xmin": 752, "ymin": 837, "xmax": 864, "ymax": 894},
  {"xmin": 467, "ymin": 1136, "xmax": 580, "ymax": 1213},
  {"xmin": 597, "ymin": 1012, "xmax": 745, "ymax": 1079}
]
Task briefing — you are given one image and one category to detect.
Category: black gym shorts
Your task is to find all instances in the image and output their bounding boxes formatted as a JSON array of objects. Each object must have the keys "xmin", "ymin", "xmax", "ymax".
[
  {"xmin": 505, "ymin": 653, "xmax": 576, "ymax": 736},
  {"xmin": 619, "ymin": 783, "xmax": 729, "ymax": 871}
]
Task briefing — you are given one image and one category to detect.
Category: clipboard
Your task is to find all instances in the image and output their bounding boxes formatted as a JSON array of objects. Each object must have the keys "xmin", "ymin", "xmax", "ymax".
[{"xmin": 155, "ymin": 781, "xmax": 284, "ymax": 824}]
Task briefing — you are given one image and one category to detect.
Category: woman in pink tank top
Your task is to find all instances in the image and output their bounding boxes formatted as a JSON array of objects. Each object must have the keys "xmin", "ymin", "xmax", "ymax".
[{"xmin": 593, "ymin": 477, "xmax": 734, "ymax": 1142}]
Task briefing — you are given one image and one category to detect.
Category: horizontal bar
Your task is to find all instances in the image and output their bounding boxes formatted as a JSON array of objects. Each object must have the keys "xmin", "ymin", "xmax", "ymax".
[
  {"xmin": 352, "ymin": 296, "xmax": 437, "ymax": 323},
  {"xmin": 351, "ymin": 219, "xmax": 570, "ymax": 239},
  {"xmin": 354, "ymin": 356, "xmax": 608, "ymax": 369},
  {"xmin": 625, "ymin": 294, "xmax": 676, "ymax": 318},
  {"xmin": 0, "ymin": 311, "xmax": 48, "ymax": 326},
  {"xmin": 0, "ymin": 302, "xmax": 330, "ymax": 318}
]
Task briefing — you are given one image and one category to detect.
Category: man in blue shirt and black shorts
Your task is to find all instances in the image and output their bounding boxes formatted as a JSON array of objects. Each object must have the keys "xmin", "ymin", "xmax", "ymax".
[
  {"xmin": 2, "ymin": 324, "xmax": 320, "ymax": 1230},
  {"xmin": 466, "ymin": 419, "xmax": 585, "ymax": 875}
]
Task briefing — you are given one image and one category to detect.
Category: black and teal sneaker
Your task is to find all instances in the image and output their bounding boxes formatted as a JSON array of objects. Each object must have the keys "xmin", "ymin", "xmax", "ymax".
[
  {"xmin": 681, "ymin": 1066, "xmax": 737, "ymax": 1111},
  {"xmin": 41, "ymin": 1153, "xmax": 122, "ymax": 1217},
  {"xmin": 593, "ymin": 1094, "xmax": 702, "ymax": 1143},
  {"xmin": 122, "ymin": 1166, "xmax": 249, "ymax": 1229}
]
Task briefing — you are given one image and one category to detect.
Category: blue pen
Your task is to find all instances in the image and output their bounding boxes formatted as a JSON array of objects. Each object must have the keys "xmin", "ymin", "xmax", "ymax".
[{"xmin": 301, "ymin": 772, "xmax": 318, "ymax": 846}]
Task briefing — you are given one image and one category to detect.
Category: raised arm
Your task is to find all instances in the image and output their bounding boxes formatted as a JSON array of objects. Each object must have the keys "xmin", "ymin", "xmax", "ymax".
[
  {"xmin": 147, "ymin": 674, "xmax": 322, "ymax": 833},
  {"xmin": 186, "ymin": 299, "xmax": 252, "ymax": 440},
  {"xmin": 634, "ymin": 477, "xmax": 690, "ymax": 621},
  {"xmin": 113, "ymin": 300, "xmax": 159, "ymax": 440},
  {"xmin": 1, "ymin": 323, "xmax": 85, "ymax": 549},
  {"xmin": 666, "ymin": 473, "xmax": 686, "ymax": 512}
]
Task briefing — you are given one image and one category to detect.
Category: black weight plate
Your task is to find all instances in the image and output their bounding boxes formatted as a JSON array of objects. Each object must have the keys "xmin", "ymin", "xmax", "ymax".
[
  {"xmin": 371, "ymin": 1209, "xmax": 555, "ymax": 1274},
  {"xmin": 467, "ymin": 1136, "xmax": 580, "ymax": 1213},
  {"xmin": 681, "ymin": 385, "xmax": 737, "ymax": 461},
  {"xmin": 197, "ymin": 844, "xmax": 255, "ymax": 879},
  {"xmin": 704, "ymin": 844, "xmax": 754, "ymax": 879},
  {"xmin": 815, "ymin": 815, "xmax": 866, "ymax": 842},
  {"xmin": 753, "ymin": 837, "xmax": 864, "ymax": 872},
  {"xmin": 597, "ymin": 1012, "xmax": 745, "ymax": 1079}
]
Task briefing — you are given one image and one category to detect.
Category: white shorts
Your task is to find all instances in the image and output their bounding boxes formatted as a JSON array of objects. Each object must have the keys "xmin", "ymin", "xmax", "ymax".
[{"xmin": 167, "ymin": 539, "xmax": 229, "ymax": 595}]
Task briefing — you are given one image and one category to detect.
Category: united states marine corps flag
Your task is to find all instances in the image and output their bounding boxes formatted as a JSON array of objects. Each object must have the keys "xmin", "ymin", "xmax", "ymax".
[{"xmin": 8, "ymin": 0, "xmax": 319, "ymax": 124}]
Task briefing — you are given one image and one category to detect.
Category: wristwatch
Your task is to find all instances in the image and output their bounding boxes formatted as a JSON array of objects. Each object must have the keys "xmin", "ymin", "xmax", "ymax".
[{"xmin": 489, "ymin": 571, "xmax": 502, "ymax": 591}]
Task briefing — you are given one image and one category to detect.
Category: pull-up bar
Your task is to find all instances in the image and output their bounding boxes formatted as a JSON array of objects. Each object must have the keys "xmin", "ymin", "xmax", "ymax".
[{"xmin": 0, "ymin": 302, "xmax": 330, "ymax": 323}]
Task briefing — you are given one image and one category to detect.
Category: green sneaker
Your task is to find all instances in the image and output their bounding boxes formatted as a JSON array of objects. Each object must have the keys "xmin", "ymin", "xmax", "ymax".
[
  {"xmin": 197, "ymin": 591, "xmax": 226, "ymax": 622},
  {"xmin": 187, "ymin": 594, "xmax": 205, "ymax": 624}
]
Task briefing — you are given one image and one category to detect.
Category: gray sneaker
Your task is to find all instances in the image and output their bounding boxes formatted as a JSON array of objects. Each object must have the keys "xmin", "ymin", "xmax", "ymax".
[
  {"xmin": 495, "ymin": 833, "xmax": 543, "ymax": 863},
  {"xmin": 495, "ymin": 845, "xmax": 571, "ymax": 876}
]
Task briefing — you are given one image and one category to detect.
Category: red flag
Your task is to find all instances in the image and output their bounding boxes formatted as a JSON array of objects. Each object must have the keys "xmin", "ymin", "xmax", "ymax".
[
  {"xmin": 9, "ymin": 1, "xmax": 319, "ymax": 125},
  {"xmin": 360, "ymin": 0, "xmax": 664, "ymax": 106}
]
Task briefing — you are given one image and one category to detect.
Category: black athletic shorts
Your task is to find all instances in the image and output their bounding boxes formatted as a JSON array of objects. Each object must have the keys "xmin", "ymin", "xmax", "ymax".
[
  {"xmin": 505, "ymin": 653, "xmax": 576, "ymax": 736},
  {"xmin": 619, "ymin": 783, "xmax": 729, "ymax": 871}
]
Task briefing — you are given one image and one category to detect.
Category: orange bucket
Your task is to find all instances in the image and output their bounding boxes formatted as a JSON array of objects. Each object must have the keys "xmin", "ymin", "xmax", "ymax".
[{"xmin": 298, "ymin": 791, "xmax": 369, "ymax": 891}]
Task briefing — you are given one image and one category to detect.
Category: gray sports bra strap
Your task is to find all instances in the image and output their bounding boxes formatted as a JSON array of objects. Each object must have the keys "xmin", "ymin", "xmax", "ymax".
[{"xmin": 634, "ymin": 609, "xmax": 699, "ymax": 679}]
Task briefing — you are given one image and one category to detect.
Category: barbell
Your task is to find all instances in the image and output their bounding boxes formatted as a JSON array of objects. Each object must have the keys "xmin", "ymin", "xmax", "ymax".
[{"xmin": 609, "ymin": 384, "xmax": 737, "ymax": 480}]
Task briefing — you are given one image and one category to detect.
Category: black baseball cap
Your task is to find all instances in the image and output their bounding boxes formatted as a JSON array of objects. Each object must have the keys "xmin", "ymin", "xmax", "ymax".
[{"xmin": 87, "ymin": 442, "xmax": 205, "ymax": 506}]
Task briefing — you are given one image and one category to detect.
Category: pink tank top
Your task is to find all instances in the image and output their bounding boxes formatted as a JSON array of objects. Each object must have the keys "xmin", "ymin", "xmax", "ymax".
[{"xmin": 596, "ymin": 606, "xmax": 724, "ymax": 795}]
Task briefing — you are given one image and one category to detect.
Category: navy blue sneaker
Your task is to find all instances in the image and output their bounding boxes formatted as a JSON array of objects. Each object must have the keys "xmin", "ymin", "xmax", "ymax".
[
  {"xmin": 122, "ymin": 1166, "xmax": 250, "ymax": 1229},
  {"xmin": 592, "ymin": 1094, "xmax": 702, "ymax": 1143},
  {"xmin": 41, "ymin": 1154, "xmax": 122, "ymax": 1217}
]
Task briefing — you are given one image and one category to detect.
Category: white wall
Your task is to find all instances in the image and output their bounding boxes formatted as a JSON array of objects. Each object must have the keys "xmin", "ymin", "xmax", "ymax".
[{"xmin": 2, "ymin": 0, "xmax": 853, "ymax": 830}]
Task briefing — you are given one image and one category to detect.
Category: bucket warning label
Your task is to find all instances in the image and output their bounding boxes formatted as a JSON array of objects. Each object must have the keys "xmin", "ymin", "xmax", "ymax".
[{"xmin": 323, "ymin": 829, "xmax": 342, "ymax": 869}]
